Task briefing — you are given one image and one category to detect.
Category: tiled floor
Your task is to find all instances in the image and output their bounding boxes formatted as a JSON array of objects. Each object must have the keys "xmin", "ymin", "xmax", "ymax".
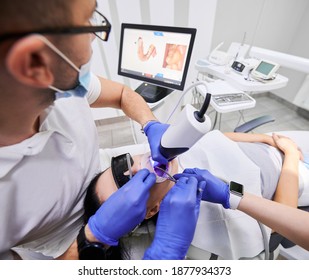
[
  {"xmin": 95, "ymin": 117, "xmax": 135, "ymax": 149},
  {"xmin": 95, "ymin": 92, "xmax": 309, "ymax": 149}
]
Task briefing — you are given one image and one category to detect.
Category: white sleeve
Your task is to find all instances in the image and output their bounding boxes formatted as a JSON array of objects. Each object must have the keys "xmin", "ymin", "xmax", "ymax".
[
  {"xmin": 86, "ymin": 73, "xmax": 101, "ymax": 105},
  {"xmin": 11, "ymin": 248, "xmax": 53, "ymax": 260}
]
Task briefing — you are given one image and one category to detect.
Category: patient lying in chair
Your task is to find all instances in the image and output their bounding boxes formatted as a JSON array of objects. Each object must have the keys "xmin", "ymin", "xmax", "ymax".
[
  {"xmin": 84, "ymin": 154, "xmax": 179, "ymax": 259},
  {"xmin": 86, "ymin": 130, "xmax": 309, "ymax": 259}
]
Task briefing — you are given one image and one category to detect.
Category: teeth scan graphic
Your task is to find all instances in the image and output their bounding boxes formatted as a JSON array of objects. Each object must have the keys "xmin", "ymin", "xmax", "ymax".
[
  {"xmin": 137, "ymin": 37, "xmax": 157, "ymax": 61},
  {"xmin": 163, "ymin": 44, "xmax": 187, "ymax": 71}
]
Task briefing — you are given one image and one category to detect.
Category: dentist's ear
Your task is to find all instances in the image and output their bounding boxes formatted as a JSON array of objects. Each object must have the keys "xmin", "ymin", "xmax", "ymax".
[{"xmin": 5, "ymin": 35, "xmax": 54, "ymax": 88}]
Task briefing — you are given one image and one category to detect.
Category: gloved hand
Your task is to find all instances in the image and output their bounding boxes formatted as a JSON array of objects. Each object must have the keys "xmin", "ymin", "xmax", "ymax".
[
  {"xmin": 174, "ymin": 168, "xmax": 230, "ymax": 209},
  {"xmin": 143, "ymin": 176, "xmax": 206, "ymax": 260},
  {"xmin": 143, "ymin": 121, "xmax": 169, "ymax": 165},
  {"xmin": 88, "ymin": 169, "xmax": 156, "ymax": 246}
]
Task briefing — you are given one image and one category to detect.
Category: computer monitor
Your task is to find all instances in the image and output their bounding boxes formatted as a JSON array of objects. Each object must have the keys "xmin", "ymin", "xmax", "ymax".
[{"xmin": 118, "ymin": 23, "xmax": 196, "ymax": 103}]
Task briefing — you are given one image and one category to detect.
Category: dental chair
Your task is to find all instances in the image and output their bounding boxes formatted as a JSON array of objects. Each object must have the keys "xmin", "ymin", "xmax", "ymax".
[
  {"xmin": 233, "ymin": 115, "xmax": 275, "ymax": 133},
  {"xmin": 98, "ymin": 129, "xmax": 309, "ymax": 260}
]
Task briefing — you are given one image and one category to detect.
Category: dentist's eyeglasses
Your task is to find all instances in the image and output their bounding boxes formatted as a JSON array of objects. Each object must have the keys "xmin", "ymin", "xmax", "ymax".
[
  {"xmin": 89, "ymin": 10, "xmax": 111, "ymax": 41},
  {"xmin": 0, "ymin": 10, "xmax": 111, "ymax": 43}
]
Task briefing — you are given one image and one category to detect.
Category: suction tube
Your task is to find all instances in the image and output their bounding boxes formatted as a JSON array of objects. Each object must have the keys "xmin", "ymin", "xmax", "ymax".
[{"xmin": 195, "ymin": 93, "xmax": 211, "ymax": 122}]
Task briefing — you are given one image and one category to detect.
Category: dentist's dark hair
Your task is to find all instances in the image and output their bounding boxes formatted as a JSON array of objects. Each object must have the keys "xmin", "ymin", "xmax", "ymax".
[{"xmin": 0, "ymin": 0, "xmax": 75, "ymax": 34}]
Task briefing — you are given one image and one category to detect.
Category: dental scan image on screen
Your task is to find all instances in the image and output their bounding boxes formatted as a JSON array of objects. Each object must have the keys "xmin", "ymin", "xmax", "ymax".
[{"xmin": 119, "ymin": 27, "xmax": 193, "ymax": 90}]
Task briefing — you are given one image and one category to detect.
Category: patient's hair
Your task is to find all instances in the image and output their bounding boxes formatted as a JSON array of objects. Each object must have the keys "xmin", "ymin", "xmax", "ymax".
[
  {"xmin": 84, "ymin": 170, "xmax": 158, "ymax": 260},
  {"xmin": 84, "ymin": 171, "xmax": 126, "ymax": 260},
  {"xmin": 84, "ymin": 172, "xmax": 102, "ymax": 223}
]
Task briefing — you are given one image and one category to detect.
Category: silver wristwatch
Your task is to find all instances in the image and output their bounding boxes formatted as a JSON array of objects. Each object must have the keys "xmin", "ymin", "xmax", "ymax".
[{"xmin": 229, "ymin": 181, "xmax": 244, "ymax": 210}]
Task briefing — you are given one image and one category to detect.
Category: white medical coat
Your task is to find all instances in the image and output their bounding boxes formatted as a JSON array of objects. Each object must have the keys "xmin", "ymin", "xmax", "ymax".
[{"xmin": 0, "ymin": 76, "xmax": 101, "ymax": 259}]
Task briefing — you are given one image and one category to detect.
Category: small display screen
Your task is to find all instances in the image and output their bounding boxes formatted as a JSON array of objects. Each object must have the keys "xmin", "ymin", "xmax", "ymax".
[
  {"xmin": 230, "ymin": 181, "xmax": 243, "ymax": 194},
  {"xmin": 255, "ymin": 61, "xmax": 275, "ymax": 75}
]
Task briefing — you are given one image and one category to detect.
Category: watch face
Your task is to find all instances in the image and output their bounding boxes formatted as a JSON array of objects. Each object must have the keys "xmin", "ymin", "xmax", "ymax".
[
  {"xmin": 79, "ymin": 244, "xmax": 108, "ymax": 260},
  {"xmin": 230, "ymin": 181, "xmax": 244, "ymax": 195}
]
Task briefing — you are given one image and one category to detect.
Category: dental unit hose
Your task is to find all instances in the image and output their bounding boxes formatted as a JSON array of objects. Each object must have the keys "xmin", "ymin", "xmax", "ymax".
[{"xmin": 160, "ymin": 92, "xmax": 212, "ymax": 161}]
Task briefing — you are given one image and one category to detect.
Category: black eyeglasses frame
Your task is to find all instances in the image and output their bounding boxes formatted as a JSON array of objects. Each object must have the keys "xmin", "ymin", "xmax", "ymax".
[{"xmin": 0, "ymin": 10, "xmax": 111, "ymax": 43}]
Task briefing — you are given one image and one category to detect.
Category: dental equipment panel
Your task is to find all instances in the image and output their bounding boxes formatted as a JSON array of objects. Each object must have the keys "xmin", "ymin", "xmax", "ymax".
[
  {"xmin": 231, "ymin": 59, "xmax": 257, "ymax": 76},
  {"xmin": 251, "ymin": 59, "xmax": 280, "ymax": 81}
]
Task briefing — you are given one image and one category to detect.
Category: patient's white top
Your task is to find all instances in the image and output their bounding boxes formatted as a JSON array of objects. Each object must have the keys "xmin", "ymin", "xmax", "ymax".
[
  {"xmin": 238, "ymin": 139, "xmax": 309, "ymax": 204},
  {"xmin": 0, "ymin": 74, "xmax": 101, "ymax": 259},
  {"xmin": 237, "ymin": 141, "xmax": 283, "ymax": 199}
]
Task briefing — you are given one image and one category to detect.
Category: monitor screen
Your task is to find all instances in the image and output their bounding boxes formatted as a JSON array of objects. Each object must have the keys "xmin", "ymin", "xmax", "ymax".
[
  {"xmin": 118, "ymin": 23, "xmax": 196, "ymax": 102},
  {"xmin": 251, "ymin": 59, "xmax": 280, "ymax": 81},
  {"xmin": 255, "ymin": 61, "xmax": 276, "ymax": 75}
]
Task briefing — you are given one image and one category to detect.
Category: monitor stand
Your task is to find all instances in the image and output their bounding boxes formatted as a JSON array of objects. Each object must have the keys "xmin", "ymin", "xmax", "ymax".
[{"xmin": 135, "ymin": 83, "xmax": 173, "ymax": 103}]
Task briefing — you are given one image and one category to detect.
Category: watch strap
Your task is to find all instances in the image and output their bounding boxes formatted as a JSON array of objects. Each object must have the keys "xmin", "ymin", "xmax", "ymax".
[
  {"xmin": 77, "ymin": 226, "xmax": 109, "ymax": 260},
  {"xmin": 229, "ymin": 192, "xmax": 243, "ymax": 210},
  {"xmin": 229, "ymin": 181, "xmax": 244, "ymax": 210}
]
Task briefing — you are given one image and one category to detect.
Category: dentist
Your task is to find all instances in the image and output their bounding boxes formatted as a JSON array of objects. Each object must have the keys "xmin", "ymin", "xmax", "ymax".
[{"xmin": 0, "ymin": 0, "xmax": 171, "ymax": 260}]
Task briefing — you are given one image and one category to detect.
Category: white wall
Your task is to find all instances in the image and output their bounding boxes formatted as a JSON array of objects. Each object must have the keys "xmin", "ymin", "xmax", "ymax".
[
  {"xmin": 211, "ymin": 0, "xmax": 309, "ymax": 109},
  {"xmin": 91, "ymin": 0, "xmax": 309, "ymax": 118},
  {"xmin": 91, "ymin": 0, "xmax": 218, "ymax": 119}
]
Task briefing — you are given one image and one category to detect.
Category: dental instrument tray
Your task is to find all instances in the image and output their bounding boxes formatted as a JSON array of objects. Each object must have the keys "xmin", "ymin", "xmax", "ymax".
[{"xmin": 212, "ymin": 93, "xmax": 254, "ymax": 106}]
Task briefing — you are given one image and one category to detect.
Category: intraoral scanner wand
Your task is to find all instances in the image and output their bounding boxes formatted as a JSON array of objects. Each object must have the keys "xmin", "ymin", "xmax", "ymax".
[{"xmin": 159, "ymin": 93, "xmax": 212, "ymax": 161}]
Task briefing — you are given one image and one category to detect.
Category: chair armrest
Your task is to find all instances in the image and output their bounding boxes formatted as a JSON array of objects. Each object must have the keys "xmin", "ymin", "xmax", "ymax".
[{"xmin": 234, "ymin": 115, "xmax": 275, "ymax": 133}]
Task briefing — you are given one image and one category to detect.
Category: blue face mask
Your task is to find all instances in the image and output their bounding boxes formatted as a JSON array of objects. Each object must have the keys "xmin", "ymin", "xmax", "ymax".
[
  {"xmin": 37, "ymin": 35, "xmax": 91, "ymax": 99},
  {"xmin": 54, "ymin": 60, "xmax": 92, "ymax": 99}
]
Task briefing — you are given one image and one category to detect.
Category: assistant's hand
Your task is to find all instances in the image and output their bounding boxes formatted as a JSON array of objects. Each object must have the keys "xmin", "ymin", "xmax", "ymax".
[
  {"xmin": 174, "ymin": 168, "xmax": 230, "ymax": 209},
  {"xmin": 143, "ymin": 176, "xmax": 205, "ymax": 260},
  {"xmin": 143, "ymin": 121, "xmax": 169, "ymax": 165},
  {"xmin": 88, "ymin": 169, "xmax": 156, "ymax": 246}
]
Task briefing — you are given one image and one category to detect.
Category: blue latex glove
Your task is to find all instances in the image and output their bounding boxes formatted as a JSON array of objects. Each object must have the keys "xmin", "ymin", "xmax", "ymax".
[
  {"xmin": 143, "ymin": 121, "xmax": 169, "ymax": 165},
  {"xmin": 143, "ymin": 176, "xmax": 206, "ymax": 260},
  {"xmin": 174, "ymin": 168, "xmax": 230, "ymax": 209},
  {"xmin": 88, "ymin": 169, "xmax": 156, "ymax": 246}
]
